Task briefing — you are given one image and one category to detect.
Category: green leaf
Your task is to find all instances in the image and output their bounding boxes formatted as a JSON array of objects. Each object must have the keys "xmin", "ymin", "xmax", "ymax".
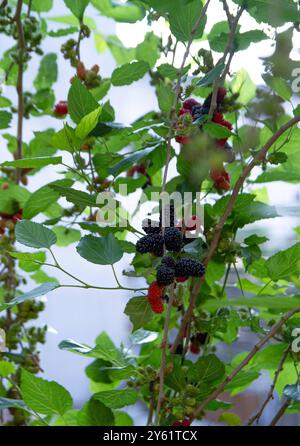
[
  {"xmin": 64, "ymin": 0, "xmax": 89, "ymax": 20},
  {"xmin": 23, "ymin": 179, "xmax": 73, "ymax": 219},
  {"xmin": 0, "ymin": 282, "xmax": 59, "ymax": 311},
  {"xmin": 197, "ymin": 63, "xmax": 225, "ymax": 86},
  {"xmin": 52, "ymin": 227, "xmax": 81, "ymax": 247},
  {"xmin": 124, "ymin": 296, "xmax": 153, "ymax": 330},
  {"xmin": 48, "ymin": 26, "xmax": 78, "ymax": 37},
  {"xmin": 9, "ymin": 251, "xmax": 46, "ymax": 273},
  {"xmin": 266, "ymin": 243, "xmax": 300, "ymax": 281},
  {"xmin": 0, "ymin": 110, "xmax": 12, "ymax": 129},
  {"xmin": 204, "ymin": 122, "xmax": 232, "ymax": 139},
  {"xmin": 75, "ymin": 106, "xmax": 102, "ymax": 139},
  {"xmin": 114, "ymin": 411, "xmax": 133, "ymax": 426},
  {"xmin": 0, "ymin": 360, "xmax": 16, "ymax": 378},
  {"xmin": 232, "ymin": 0, "xmax": 300, "ymax": 27},
  {"xmin": 203, "ymin": 296, "xmax": 300, "ymax": 312},
  {"xmin": 49, "ymin": 185, "xmax": 97, "ymax": 208},
  {"xmin": 34, "ymin": 54, "xmax": 58, "ymax": 90},
  {"xmin": 284, "ymin": 384, "xmax": 300, "ymax": 402},
  {"xmin": 109, "ymin": 145, "xmax": 159, "ymax": 176},
  {"xmin": 91, "ymin": 0, "xmax": 145, "ymax": 23},
  {"xmin": 1, "ymin": 156, "xmax": 62, "ymax": 169},
  {"xmin": 263, "ymin": 75, "xmax": 292, "ymax": 101},
  {"xmin": 21, "ymin": 369, "xmax": 73, "ymax": 416},
  {"xmin": 16, "ymin": 220, "xmax": 57, "ymax": 249},
  {"xmin": 111, "ymin": 61, "xmax": 149, "ymax": 86},
  {"xmin": 24, "ymin": 0, "xmax": 53, "ymax": 12},
  {"xmin": 0, "ymin": 397, "xmax": 27, "ymax": 411},
  {"xmin": 0, "ymin": 183, "xmax": 30, "ymax": 215},
  {"xmin": 169, "ymin": 0, "xmax": 206, "ymax": 42},
  {"xmin": 77, "ymin": 399, "xmax": 114, "ymax": 426},
  {"xmin": 76, "ymin": 234, "xmax": 123, "ymax": 265},
  {"xmin": 156, "ymin": 81, "xmax": 175, "ymax": 114},
  {"xmin": 129, "ymin": 329, "xmax": 158, "ymax": 345},
  {"xmin": 231, "ymin": 69, "xmax": 256, "ymax": 105},
  {"xmin": 68, "ymin": 78, "xmax": 99, "ymax": 124},
  {"xmin": 189, "ymin": 354, "xmax": 225, "ymax": 383},
  {"xmin": 93, "ymin": 389, "xmax": 138, "ymax": 409},
  {"xmin": 219, "ymin": 412, "xmax": 241, "ymax": 426},
  {"xmin": 136, "ymin": 32, "xmax": 160, "ymax": 68}
]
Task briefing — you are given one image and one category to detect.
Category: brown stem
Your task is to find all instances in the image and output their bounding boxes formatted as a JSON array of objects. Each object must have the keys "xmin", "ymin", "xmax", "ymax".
[
  {"xmin": 162, "ymin": 0, "xmax": 211, "ymax": 192},
  {"xmin": 248, "ymin": 346, "xmax": 291, "ymax": 425},
  {"xmin": 154, "ymin": 285, "xmax": 175, "ymax": 425},
  {"xmin": 192, "ymin": 309, "xmax": 300, "ymax": 421},
  {"xmin": 170, "ymin": 114, "xmax": 300, "ymax": 354},
  {"xmin": 14, "ymin": 0, "xmax": 25, "ymax": 183},
  {"xmin": 269, "ymin": 400, "xmax": 290, "ymax": 426},
  {"xmin": 208, "ymin": 6, "xmax": 244, "ymax": 116}
]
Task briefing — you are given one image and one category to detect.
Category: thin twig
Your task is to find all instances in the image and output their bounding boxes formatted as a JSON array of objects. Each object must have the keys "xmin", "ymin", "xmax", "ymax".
[
  {"xmin": 269, "ymin": 400, "xmax": 290, "ymax": 426},
  {"xmin": 208, "ymin": 6, "xmax": 244, "ymax": 116},
  {"xmin": 170, "ymin": 114, "xmax": 300, "ymax": 354},
  {"xmin": 154, "ymin": 285, "xmax": 175, "ymax": 425},
  {"xmin": 248, "ymin": 346, "xmax": 291, "ymax": 425},
  {"xmin": 162, "ymin": 0, "xmax": 211, "ymax": 192},
  {"xmin": 191, "ymin": 309, "xmax": 300, "ymax": 421},
  {"xmin": 14, "ymin": 0, "xmax": 26, "ymax": 183}
]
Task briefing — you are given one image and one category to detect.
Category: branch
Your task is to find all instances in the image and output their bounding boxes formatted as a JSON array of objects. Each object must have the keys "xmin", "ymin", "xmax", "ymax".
[
  {"xmin": 248, "ymin": 346, "xmax": 291, "ymax": 425},
  {"xmin": 14, "ymin": 0, "xmax": 26, "ymax": 183},
  {"xmin": 208, "ymin": 6, "xmax": 244, "ymax": 116},
  {"xmin": 154, "ymin": 285, "xmax": 175, "ymax": 425},
  {"xmin": 221, "ymin": 0, "xmax": 232, "ymax": 24},
  {"xmin": 162, "ymin": 0, "xmax": 211, "ymax": 192},
  {"xmin": 170, "ymin": 114, "xmax": 300, "ymax": 354},
  {"xmin": 269, "ymin": 400, "xmax": 290, "ymax": 426},
  {"xmin": 191, "ymin": 309, "xmax": 300, "ymax": 421}
]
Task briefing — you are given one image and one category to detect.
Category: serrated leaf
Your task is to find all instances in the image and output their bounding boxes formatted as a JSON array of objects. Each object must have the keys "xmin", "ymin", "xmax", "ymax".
[
  {"xmin": 93, "ymin": 389, "xmax": 138, "ymax": 409},
  {"xmin": 169, "ymin": 0, "xmax": 206, "ymax": 42},
  {"xmin": 49, "ymin": 185, "xmax": 97, "ymax": 208},
  {"xmin": 76, "ymin": 234, "xmax": 123, "ymax": 265},
  {"xmin": 16, "ymin": 220, "xmax": 57, "ymax": 249},
  {"xmin": 0, "ymin": 397, "xmax": 27, "ymax": 411},
  {"xmin": 189, "ymin": 354, "xmax": 225, "ymax": 383},
  {"xmin": 91, "ymin": 0, "xmax": 144, "ymax": 23},
  {"xmin": 266, "ymin": 243, "xmax": 300, "ymax": 281},
  {"xmin": 124, "ymin": 296, "xmax": 153, "ymax": 330},
  {"xmin": 75, "ymin": 106, "xmax": 102, "ymax": 139},
  {"xmin": 129, "ymin": 329, "xmax": 158, "ymax": 345},
  {"xmin": 1, "ymin": 156, "xmax": 62, "ymax": 169},
  {"xmin": 68, "ymin": 78, "xmax": 99, "ymax": 124},
  {"xmin": 34, "ymin": 54, "xmax": 58, "ymax": 90},
  {"xmin": 21, "ymin": 369, "xmax": 73, "ymax": 416},
  {"xmin": 111, "ymin": 61, "xmax": 149, "ymax": 86},
  {"xmin": 23, "ymin": 179, "xmax": 73, "ymax": 219},
  {"xmin": 77, "ymin": 399, "xmax": 114, "ymax": 426}
]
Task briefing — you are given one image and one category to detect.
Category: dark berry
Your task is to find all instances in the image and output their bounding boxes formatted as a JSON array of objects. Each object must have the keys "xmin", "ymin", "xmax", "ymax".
[
  {"xmin": 164, "ymin": 227, "xmax": 183, "ymax": 252},
  {"xmin": 161, "ymin": 256, "xmax": 176, "ymax": 269},
  {"xmin": 54, "ymin": 100, "xmax": 68, "ymax": 115},
  {"xmin": 190, "ymin": 342, "xmax": 200, "ymax": 355},
  {"xmin": 136, "ymin": 234, "xmax": 164, "ymax": 257},
  {"xmin": 182, "ymin": 98, "xmax": 200, "ymax": 111},
  {"xmin": 196, "ymin": 332, "xmax": 210, "ymax": 345},
  {"xmin": 174, "ymin": 344, "xmax": 184, "ymax": 355},
  {"xmin": 142, "ymin": 219, "xmax": 161, "ymax": 235},
  {"xmin": 156, "ymin": 265, "xmax": 175, "ymax": 286},
  {"xmin": 191, "ymin": 105, "xmax": 203, "ymax": 120},
  {"xmin": 175, "ymin": 258, "xmax": 205, "ymax": 278}
]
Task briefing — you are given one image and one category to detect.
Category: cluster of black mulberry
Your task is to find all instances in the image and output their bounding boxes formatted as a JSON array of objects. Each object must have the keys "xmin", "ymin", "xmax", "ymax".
[
  {"xmin": 136, "ymin": 204, "xmax": 205, "ymax": 287},
  {"xmin": 156, "ymin": 256, "xmax": 205, "ymax": 286}
]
